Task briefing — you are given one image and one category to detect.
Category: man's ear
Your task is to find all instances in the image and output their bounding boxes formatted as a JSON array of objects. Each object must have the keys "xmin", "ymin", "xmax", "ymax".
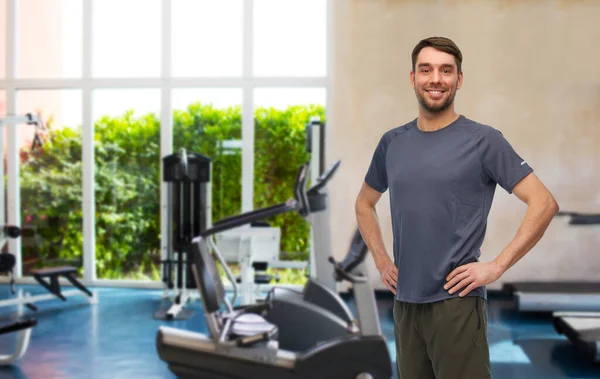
[
  {"xmin": 457, "ymin": 71, "xmax": 463, "ymax": 90},
  {"xmin": 410, "ymin": 71, "xmax": 415, "ymax": 89}
]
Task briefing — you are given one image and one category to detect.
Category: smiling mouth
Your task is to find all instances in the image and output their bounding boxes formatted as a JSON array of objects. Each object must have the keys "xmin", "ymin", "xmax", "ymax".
[{"xmin": 426, "ymin": 89, "xmax": 445, "ymax": 94}]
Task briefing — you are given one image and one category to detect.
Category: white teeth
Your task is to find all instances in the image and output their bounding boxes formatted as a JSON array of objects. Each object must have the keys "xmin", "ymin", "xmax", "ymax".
[{"xmin": 428, "ymin": 90, "xmax": 442, "ymax": 94}]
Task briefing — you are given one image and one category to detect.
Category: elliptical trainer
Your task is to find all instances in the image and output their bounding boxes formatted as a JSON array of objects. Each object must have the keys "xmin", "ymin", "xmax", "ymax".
[{"xmin": 157, "ymin": 161, "xmax": 392, "ymax": 379}]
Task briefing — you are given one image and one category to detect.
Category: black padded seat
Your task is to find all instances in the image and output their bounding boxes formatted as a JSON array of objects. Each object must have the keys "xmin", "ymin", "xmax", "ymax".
[{"xmin": 31, "ymin": 266, "xmax": 77, "ymax": 276}]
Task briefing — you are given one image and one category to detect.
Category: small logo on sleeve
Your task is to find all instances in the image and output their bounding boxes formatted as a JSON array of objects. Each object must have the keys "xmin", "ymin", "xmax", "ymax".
[{"xmin": 520, "ymin": 161, "xmax": 527, "ymax": 166}]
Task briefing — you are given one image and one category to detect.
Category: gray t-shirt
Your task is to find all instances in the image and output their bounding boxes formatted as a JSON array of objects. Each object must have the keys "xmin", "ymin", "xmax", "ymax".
[{"xmin": 365, "ymin": 115, "xmax": 533, "ymax": 303}]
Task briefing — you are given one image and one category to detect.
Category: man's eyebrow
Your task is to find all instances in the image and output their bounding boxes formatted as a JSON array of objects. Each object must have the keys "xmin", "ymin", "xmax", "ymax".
[{"xmin": 417, "ymin": 63, "xmax": 455, "ymax": 69}]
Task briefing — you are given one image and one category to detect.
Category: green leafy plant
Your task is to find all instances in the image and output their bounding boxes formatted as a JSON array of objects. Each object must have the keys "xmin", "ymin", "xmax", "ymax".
[{"xmin": 18, "ymin": 103, "xmax": 325, "ymax": 283}]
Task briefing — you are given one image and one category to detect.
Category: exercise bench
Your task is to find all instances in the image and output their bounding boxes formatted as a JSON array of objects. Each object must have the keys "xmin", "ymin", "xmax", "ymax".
[
  {"xmin": 31, "ymin": 266, "xmax": 93, "ymax": 300},
  {"xmin": 0, "ymin": 265, "xmax": 97, "ymax": 311}
]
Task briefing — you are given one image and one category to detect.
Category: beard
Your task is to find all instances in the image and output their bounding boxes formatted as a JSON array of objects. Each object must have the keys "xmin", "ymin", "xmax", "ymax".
[{"xmin": 415, "ymin": 86, "xmax": 457, "ymax": 114}]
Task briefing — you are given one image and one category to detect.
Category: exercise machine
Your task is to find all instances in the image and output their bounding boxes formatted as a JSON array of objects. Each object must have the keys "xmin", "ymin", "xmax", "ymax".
[
  {"xmin": 156, "ymin": 161, "xmax": 392, "ymax": 379},
  {"xmin": 214, "ymin": 224, "xmax": 282, "ymax": 305},
  {"xmin": 260, "ymin": 117, "xmax": 381, "ymax": 351},
  {"xmin": 553, "ymin": 311, "xmax": 600, "ymax": 363},
  {"xmin": 0, "ymin": 224, "xmax": 36, "ymax": 365},
  {"xmin": 263, "ymin": 201, "xmax": 379, "ymax": 350},
  {"xmin": 551, "ymin": 212, "xmax": 600, "ymax": 362},
  {"xmin": 0, "ymin": 114, "xmax": 96, "ymax": 311},
  {"xmin": 155, "ymin": 149, "xmax": 211, "ymax": 320},
  {"xmin": 214, "ymin": 117, "xmax": 337, "ymax": 306},
  {"xmin": 305, "ymin": 117, "xmax": 336, "ymax": 292},
  {"xmin": 1, "ymin": 117, "xmax": 39, "ymax": 363},
  {"xmin": 502, "ymin": 211, "xmax": 600, "ymax": 312},
  {"xmin": 0, "ymin": 318, "xmax": 37, "ymax": 365}
]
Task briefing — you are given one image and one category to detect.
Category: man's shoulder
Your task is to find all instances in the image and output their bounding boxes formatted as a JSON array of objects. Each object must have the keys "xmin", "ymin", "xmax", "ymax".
[
  {"xmin": 380, "ymin": 119, "xmax": 417, "ymax": 143},
  {"xmin": 455, "ymin": 115, "xmax": 502, "ymax": 140}
]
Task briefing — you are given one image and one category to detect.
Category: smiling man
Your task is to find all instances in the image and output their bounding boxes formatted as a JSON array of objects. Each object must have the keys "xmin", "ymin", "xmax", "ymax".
[{"xmin": 355, "ymin": 37, "xmax": 559, "ymax": 379}]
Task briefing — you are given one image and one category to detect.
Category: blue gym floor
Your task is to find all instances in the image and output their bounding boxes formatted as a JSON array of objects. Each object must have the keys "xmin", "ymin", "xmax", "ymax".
[{"xmin": 0, "ymin": 285, "xmax": 597, "ymax": 379}]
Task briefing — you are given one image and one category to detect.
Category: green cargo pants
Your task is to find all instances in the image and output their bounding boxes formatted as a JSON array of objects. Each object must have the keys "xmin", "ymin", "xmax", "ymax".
[{"xmin": 393, "ymin": 296, "xmax": 491, "ymax": 379}]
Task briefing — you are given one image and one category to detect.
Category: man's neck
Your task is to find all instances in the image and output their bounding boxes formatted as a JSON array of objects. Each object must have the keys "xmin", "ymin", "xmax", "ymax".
[{"xmin": 416, "ymin": 108, "xmax": 460, "ymax": 132}]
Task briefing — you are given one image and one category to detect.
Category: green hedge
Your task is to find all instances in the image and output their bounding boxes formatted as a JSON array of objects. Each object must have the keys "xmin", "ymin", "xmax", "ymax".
[{"xmin": 18, "ymin": 103, "xmax": 325, "ymax": 280}]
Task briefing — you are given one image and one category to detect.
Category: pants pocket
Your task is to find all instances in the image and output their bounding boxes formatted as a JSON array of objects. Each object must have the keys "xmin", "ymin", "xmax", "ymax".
[{"xmin": 473, "ymin": 297, "xmax": 488, "ymax": 345}]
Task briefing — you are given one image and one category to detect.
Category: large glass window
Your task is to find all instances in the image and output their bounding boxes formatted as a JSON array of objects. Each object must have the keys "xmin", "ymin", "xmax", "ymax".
[
  {"xmin": 93, "ymin": 89, "xmax": 161, "ymax": 280},
  {"xmin": 172, "ymin": 88, "xmax": 243, "ymax": 223},
  {"xmin": 254, "ymin": 88, "xmax": 325, "ymax": 284},
  {"xmin": 3, "ymin": 1, "xmax": 328, "ymax": 284},
  {"xmin": 171, "ymin": 0, "xmax": 243, "ymax": 77},
  {"xmin": 92, "ymin": 0, "xmax": 161, "ymax": 78},
  {"xmin": 16, "ymin": 90, "xmax": 83, "ymax": 276},
  {"xmin": 17, "ymin": 0, "xmax": 82, "ymax": 78}
]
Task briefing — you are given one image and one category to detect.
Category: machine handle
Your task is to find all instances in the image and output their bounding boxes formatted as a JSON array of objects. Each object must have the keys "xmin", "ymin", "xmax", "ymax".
[
  {"xmin": 203, "ymin": 201, "xmax": 297, "ymax": 237},
  {"xmin": 569, "ymin": 215, "xmax": 600, "ymax": 225},
  {"xmin": 328, "ymin": 256, "xmax": 367, "ymax": 284},
  {"xmin": 556, "ymin": 211, "xmax": 600, "ymax": 217},
  {"xmin": 555, "ymin": 211, "xmax": 600, "ymax": 225},
  {"xmin": 306, "ymin": 160, "xmax": 341, "ymax": 194},
  {"xmin": 294, "ymin": 164, "xmax": 311, "ymax": 217}
]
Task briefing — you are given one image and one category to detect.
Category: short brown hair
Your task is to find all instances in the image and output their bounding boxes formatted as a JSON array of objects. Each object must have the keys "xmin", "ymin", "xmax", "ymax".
[{"xmin": 411, "ymin": 37, "xmax": 463, "ymax": 73}]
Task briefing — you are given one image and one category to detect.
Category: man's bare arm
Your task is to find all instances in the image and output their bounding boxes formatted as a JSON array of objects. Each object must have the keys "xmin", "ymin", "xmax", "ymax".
[
  {"xmin": 492, "ymin": 172, "xmax": 559, "ymax": 272},
  {"xmin": 355, "ymin": 181, "xmax": 397, "ymax": 293},
  {"xmin": 446, "ymin": 173, "xmax": 559, "ymax": 296}
]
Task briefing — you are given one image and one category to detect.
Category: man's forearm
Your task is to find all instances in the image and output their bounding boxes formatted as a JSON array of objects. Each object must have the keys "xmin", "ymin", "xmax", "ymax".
[
  {"xmin": 493, "ymin": 197, "xmax": 559, "ymax": 274},
  {"xmin": 355, "ymin": 202, "xmax": 390, "ymax": 269}
]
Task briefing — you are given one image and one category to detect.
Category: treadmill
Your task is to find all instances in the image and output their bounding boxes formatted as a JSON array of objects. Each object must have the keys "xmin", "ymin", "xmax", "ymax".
[
  {"xmin": 553, "ymin": 312, "xmax": 600, "ymax": 362},
  {"xmin": 552, "ymin": 212, "xmax": 600, "ymax": 362},
  {"xmin": 502, "ymin": 212, "xmax": 600, "ymax": 312}
]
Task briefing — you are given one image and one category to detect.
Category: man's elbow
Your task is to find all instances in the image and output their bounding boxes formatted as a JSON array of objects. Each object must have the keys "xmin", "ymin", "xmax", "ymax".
[
  {"xmin": 355, "ymin": 196, "xmax": 371, "ymax": 217},
  {"xmin": 550, "ymin": 197, "xmax": 560, "ymax": 215},
  {"xmin": 355, "ymin": 197, "xmax": 365, "ymax": 216},
  {"xmin": 543, "ymin": 192, "xmax": 559, "ymax": 217}
]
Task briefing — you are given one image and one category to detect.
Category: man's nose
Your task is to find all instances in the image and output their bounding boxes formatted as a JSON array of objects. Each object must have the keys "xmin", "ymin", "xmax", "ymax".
[{"xmin": 431, "ymin": 70, "xmax": 442, "ymax": 83}]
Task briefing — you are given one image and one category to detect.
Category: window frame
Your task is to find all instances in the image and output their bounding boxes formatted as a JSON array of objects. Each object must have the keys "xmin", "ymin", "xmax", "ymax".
[{"xmin": 0, "ymin": 0, "xmax": 332, "ymax": 287}]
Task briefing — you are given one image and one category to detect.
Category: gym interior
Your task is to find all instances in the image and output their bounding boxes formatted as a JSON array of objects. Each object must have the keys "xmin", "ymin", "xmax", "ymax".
[{"xmin": 1, "ymin": 1, "xmax": 599, "ymax": 378}]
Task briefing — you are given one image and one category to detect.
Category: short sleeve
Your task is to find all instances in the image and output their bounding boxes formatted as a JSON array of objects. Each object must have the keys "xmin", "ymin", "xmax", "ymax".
[
  {"xmin": 480, "ymin": 128, "xmax": 534, "ymax": 194},
  {"xmin": 365, "ymin": 134, "xmax": 389, "ymax": 193}
]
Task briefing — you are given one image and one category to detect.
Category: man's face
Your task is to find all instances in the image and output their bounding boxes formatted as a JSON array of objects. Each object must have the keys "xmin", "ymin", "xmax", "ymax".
[{"xmin": 410, "ymin": 47, "xmax": 463, "ymax": 114}]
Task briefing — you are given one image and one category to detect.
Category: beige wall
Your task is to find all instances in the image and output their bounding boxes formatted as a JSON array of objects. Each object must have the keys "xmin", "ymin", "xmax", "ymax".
[{"xmin": 329, "ymin": 0, "xmax": 600, "ymax": 290}]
